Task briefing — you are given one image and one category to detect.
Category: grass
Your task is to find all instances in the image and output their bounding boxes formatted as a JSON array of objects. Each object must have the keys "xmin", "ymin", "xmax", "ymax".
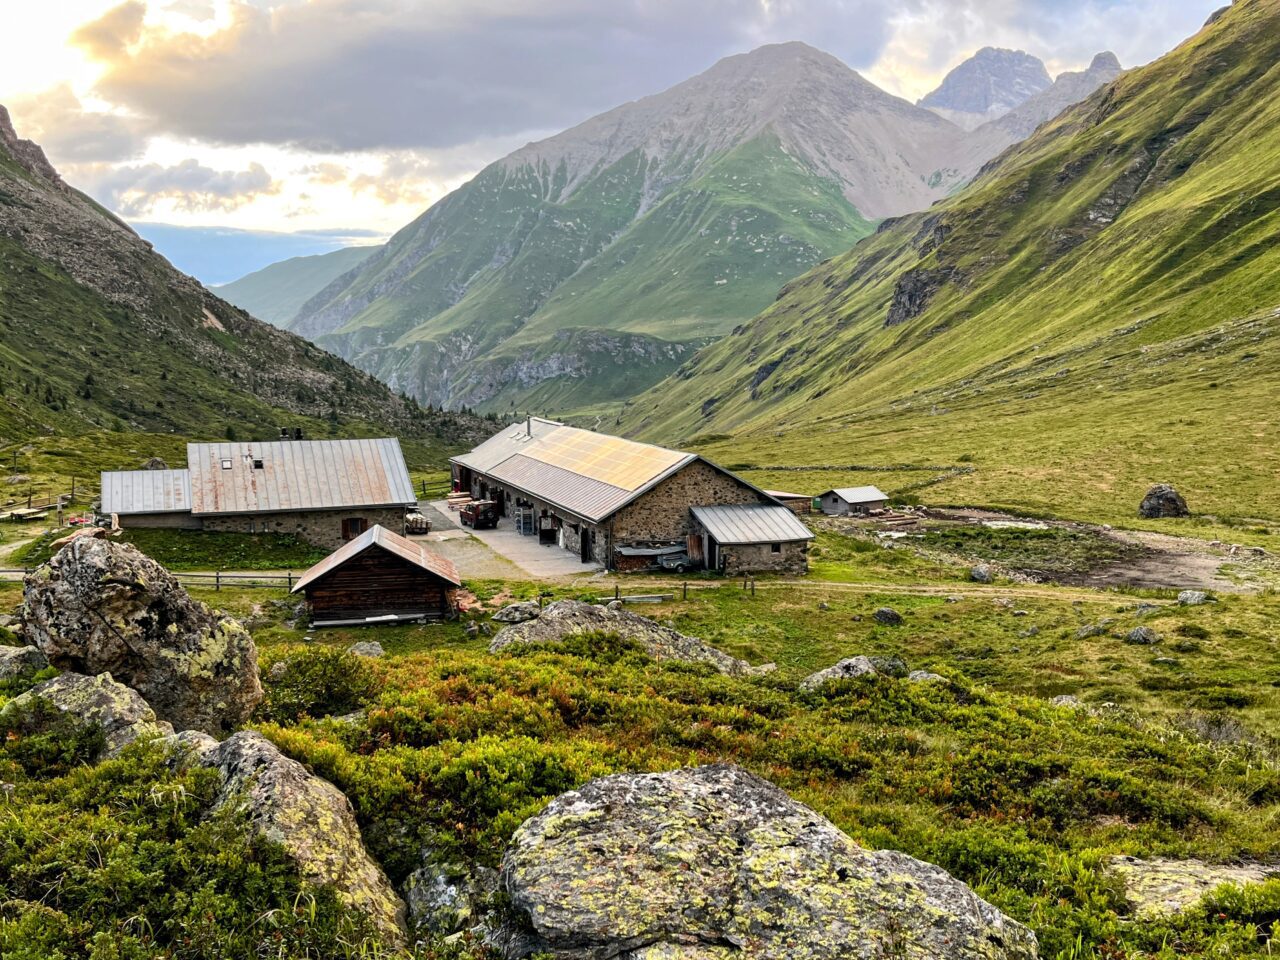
[
  {"xmin": 916, "ymin": 525, "xmax": 1141, "ymax": 579},
  {"xmin": 13, "ymin": 528, "xmax": 329, "ymax": 571}
]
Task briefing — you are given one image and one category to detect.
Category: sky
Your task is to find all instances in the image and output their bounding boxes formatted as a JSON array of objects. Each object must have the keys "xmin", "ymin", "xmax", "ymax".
[{"xmin": 1, "ymin": 0, "xmax": 1223, "ymax": 282}]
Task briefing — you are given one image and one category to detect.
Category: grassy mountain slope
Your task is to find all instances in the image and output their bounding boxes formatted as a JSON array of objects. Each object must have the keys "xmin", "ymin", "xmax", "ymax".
[
  {"xmin": 0, "ymin": 106, "xmax": 485, "ymax": 459},
  {"xmin": 217, "ymin": 245, "xmax": 375, "ymax": 327},
  {"xmin": 621, "ymin": 0, "xmax": 1280, "ymax": 526}
]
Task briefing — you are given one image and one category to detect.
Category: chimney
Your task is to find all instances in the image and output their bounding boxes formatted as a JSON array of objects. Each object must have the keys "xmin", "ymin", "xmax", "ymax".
[
  {"xmin": 280, "ymin": 427, "xmax": 290, "ymax": 440},
  {"xmin": 294, "ymin": 427, "xmax": 304, "ymax": 441}
]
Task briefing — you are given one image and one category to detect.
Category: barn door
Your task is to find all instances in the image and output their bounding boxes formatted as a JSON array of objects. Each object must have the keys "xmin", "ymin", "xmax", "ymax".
[{"xmin": 686, "ymin": 534, "xmax": 703, "ymax": 562}]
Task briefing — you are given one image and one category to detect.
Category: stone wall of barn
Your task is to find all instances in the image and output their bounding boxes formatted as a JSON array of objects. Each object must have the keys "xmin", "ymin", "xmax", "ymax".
[
  {"xmin": 202, "ymin": 507, "xmax": 408, "ymax": 551},
  {"xmin": 719, "ymin": 541, "xmax": 809, "ymax": 577},
  {"xmin": 117, "ymin": 512, "xmax": 202, "ymax": 530},
  {"xmin": 610, "ymin": 461, "xmax": 765, "ymax": 543}
]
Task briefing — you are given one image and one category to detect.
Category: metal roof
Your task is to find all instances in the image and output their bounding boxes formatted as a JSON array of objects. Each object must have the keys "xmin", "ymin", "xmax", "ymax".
[
  {"xmin": 101, "ymin": 469, "xmax": 192, "ymax": 515},
  {"xmin": 292, "ymin": 524, "xmax": 461, "ymax": 593},
  {"xmin": 824, "ymin": 486, "xmax": 890, "ymax": 504},
  {"xmin": 187, "ymin": 438, "xmax": 416, "ymax": 516},
  {"xmin": 691, "ymin": 504, "xmax": 815, "ymax": 545},
  {"xmin": 765, "ymin": 490, "xmax": 813, "ymax": 501},
  {"xmin": 454, "ymin": 420, "xmax": 697, "ymax": 523}
]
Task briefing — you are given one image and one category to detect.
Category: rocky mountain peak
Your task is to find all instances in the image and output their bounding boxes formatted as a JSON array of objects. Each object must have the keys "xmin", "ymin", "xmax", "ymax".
[
  {"xmin": 1089, "ymin": 51, "xmax": 1123, "ymax": 73},
  {"xmin": 919, "ymin": 47, "xmax": 1052, "ymax": 130},
  {"xmin": 0, "ymin": 103, "xmax": 66, "ymax": 189}
]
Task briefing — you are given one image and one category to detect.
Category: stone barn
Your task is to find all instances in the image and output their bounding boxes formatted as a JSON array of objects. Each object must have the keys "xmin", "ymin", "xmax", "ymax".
[
  {"xmin": 102, "ymin": 437, "xmax": 418, "ymax": 550},
  {"xmin": 292, "ymin": 524, "xmax": 461, "ymax": 627},
  {"xmin": 451, "ymin": 418, "xmax": 814, "ymax": 574},
  {"xmin": 818, "ymin": 486, "xmax": 890, "ymax": 516}
]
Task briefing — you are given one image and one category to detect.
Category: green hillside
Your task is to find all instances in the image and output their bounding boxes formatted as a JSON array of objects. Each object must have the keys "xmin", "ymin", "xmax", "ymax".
[
  {"xmin": 217, "ymin": 245, "xmax": 375, "ymax": 327},
  {"xmin": 623, "ymin": 0, "xmax": 1280, "ymax": 527},
  {"xmin": 0, "ymin": 105, "xmax": 487, "ymax": 463}
]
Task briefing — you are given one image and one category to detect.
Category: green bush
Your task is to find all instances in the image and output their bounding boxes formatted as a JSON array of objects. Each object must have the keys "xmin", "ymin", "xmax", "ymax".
[{"xmin": 259, "ymin": 648, "xmax": 381, "ymax": 723}]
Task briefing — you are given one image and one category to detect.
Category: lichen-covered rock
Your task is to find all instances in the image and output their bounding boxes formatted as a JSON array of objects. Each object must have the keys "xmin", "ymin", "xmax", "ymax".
[
  {"xmin": 22, "ymin": 537, "xmax": 262, "ymax": 735},
  {"xmin": 909, "ymin": 670, "xmax": 946, "ymax": 683},
  {"xmin": 1, "ymin": 671, "xmax": 173, "ymax": 760},
  {"xmin": 1139, "ymin": 484, "xmax": 1190, "ymax": 519},
  {"xmin": 970, "ymin": 564, "xmax": 995, "ymax": 583},
  {"xmin": 189, "ymin": 731, "xmax": 407, "ymax": 946},
  {"xmin": 496, "ymin": 765, "xmax": 1038, "ymax": 959},
  {"xmin": 347, "ymin": 640, "xmax": 386, "ymax": 658},
  {"xmin": 1124, "ymin": 626, "xmax": 1160, "ymax": 646},
  {"xmin": 0, "ymin": 644, "xmax": 49, "ymax": 682},
  {"xmin": 1107, "ymin": 856, "xmax": 1280, "ymax": 918},
  {"xmin": 490, "ymin": 600, "xmax": 767, "ymax": 676},
  {"xmin": 799, "ymin": 654, "xmax": 908, "ymax": 691},
  {"xmin": 405, "ymin": 858, "xmax": 497, "ymax": 936},
  {"xmin": 492, "ymin": 601, "xmax": 542, "ymax": 623},
  {"xmin": 1178, "ymin": 590, "xmax": 1209, "ymax": 606}
]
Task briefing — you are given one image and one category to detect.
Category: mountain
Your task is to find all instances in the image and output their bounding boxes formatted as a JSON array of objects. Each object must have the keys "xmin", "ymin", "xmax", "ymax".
[
  {"xmin": 919, "ymin": 48, "xmax": 1052, "ymax": 131},
  {"xmin": 218, "ymin": 246, "xmax": 376, "ymax": 327},
  {"xmin": 0, "ymin": 106, "xmax": 483, "ymax": 452},
  {"xmin": 289, "ymin": 43, "xmax": 974, "ymax": 415},
  {"xmin": 618, "ymin": 0, "xmax": 1280, "ymax": 524}
]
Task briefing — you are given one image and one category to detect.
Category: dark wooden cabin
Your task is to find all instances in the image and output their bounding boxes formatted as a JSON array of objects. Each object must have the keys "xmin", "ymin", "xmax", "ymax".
[{"xmin": 292, "ymin": 524, "xmax": 461, "ymax": 627}]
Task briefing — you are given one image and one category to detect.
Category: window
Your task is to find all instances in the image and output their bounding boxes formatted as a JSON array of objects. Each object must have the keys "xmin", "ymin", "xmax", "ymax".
[
  {"xmin": 252, "ymin": 459, "xmax": 264, "ymax": 470},
  {"xmin": 771, "ymin": 543, "xmax": 782, "ymax": 554},
  {"xmin": 221, "ymin": 459, "xmax": 233, "ymax": 470},
  {"xmin": 342, "ymin": 517, "xmax": 368, "ymax": 540}
]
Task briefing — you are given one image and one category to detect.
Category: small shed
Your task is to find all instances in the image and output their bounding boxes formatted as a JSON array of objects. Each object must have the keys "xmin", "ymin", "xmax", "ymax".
[
  {"xmin": 818, "ymin": 486, "xmax": 890, "ymax": 516},
  {"xmin": 690, "ymin": 504, "xmax": 815, "ymax": 576},
  {"xmin": 766, "ymin": 490, "xmax": 814, "ymax": 515},
  {"xmin": 292, "ymin": 525, "xmax": 461, "ymax": 627}
]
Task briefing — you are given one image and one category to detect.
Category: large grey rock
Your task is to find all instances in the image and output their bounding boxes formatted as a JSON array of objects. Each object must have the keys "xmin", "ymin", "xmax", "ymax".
[
  {"xmin": 1124, "ymin": 626, "xmax": 1160, "ymax": 646},
  {"xmin": 0, "ymin": 645, "xmax": 49, "ymax": 682},
  {"xmin": 22, "ymin": 537, "xmax": 262, "ymax": 735},
  {"xmin": 800, "ymin": 654, "xmax": 908, "ymax": 691},
  {"xmin": 492, "ymin": 601, "xmax": 542, "ymax": 624},
  {"xmin": 1178, "ymin": 590, "xmax": 1209, "ymax": 606},
  {"xmin": 1107, "ymin": 856, "xmax": 1280, "ymax": 918},
  {"xmin": 1139, "ymin": 484, "xmax": 1189, "ymax": 519},
  {"xmin": 495, "ymin": 765, "xmax": 1038, "ymax": 959},
  {"xmin": 405, "ymin": 859, "xmax": 497, "ymax": 936},
  {"xmin": 1, "ymin": 671, "xmax": 173, "ymax": 760},
  {"xmin": 490, "ymin": 600, "xmax": 766, "ymax": 676},
  {"xmin": 183, "ymin": 731, "xmax": 407, "ymax": 946},
  {"xmin": 872, "ymin": 606, "xmax": 903, "ymax": 626},
  {"xmin": 347, "ymin": 640, "xmax": 386, "ymax": 658},
  {"xmin": 970, "ymin": 564, "xmax": 995, "ymax": 584}
]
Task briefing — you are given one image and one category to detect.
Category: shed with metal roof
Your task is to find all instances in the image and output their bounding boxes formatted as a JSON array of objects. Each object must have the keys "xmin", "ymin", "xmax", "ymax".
[
  {"xmin": 292, "ymin": 524, "xmax": 461, "ymax": 627},
  {"xmin": 100, "ymin": 469, "xmax": 199, "ymax": 529},
  {"xmin": 818, "ymin": 486, "xmax": 891, "ymax": 516}
]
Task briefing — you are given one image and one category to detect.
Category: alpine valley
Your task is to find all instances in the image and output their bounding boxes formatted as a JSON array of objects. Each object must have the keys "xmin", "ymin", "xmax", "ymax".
[{"xmin": 276, "ymin": 41, "xmax": 1120, "ymax": 414}]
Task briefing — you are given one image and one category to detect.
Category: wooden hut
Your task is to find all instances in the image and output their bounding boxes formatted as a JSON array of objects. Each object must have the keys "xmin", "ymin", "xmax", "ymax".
[
  {"xmin": 291, "ymin": 524, "xmax": 461, "ymax": 627},
  {"xmin": 766, "ymin": 490, "xmax": 814, "ymax": 515}
]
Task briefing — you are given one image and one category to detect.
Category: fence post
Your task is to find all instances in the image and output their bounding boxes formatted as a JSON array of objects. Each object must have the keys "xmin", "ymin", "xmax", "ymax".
[
  {"xmin": 750, "ymin": 579, "xmax": 756, "ymax": 598},
  {"xmin": 287, "ymin": 571, "xmax": 294, "ymax": 590},
  {"xmin": 614, "ymin": 585, "xmax": 620, "ymax": 601},
  {"xmin": 215, "ymin": 571, "xmax": 221, "ymax": 592},
  {"xmin": 682, "ymin": 581, "xmax": 687, "ymax": 601}
]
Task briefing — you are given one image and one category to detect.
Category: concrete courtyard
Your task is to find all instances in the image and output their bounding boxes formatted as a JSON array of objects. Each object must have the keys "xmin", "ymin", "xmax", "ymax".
[{"xmin": 419, "ymin": 501, "xmax": 604, "ymax": 580}]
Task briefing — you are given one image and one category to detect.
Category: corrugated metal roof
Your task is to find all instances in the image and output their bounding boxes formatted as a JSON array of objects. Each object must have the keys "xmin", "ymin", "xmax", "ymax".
[
  {"xmin": 101, "ymin": 469, "xmax": 192, "ymax": 515},
  {"xmin": 766, "ymin": 490, "xmax": 813, "ymax": 501},
  {"xmin": 453, "ymin": 420, "xmax": 697, "ymax": 522},
  {"xmin": 691, "ymin": 504, "xmax": 815, "ymax": 545},
  {"xmin": 292, "ymin": 524, "xmax": 461, "ymax": 593},
  {"xmin": 825, "ymin": 486, "xmax": 890, "ymax": 504},
  {"xmin": 451, "ymin": 417, "xmax": 564, "ymax": 474},
  {"xmin": 188, "ymin": 438, "xmax": 415, "ymax": 516}
]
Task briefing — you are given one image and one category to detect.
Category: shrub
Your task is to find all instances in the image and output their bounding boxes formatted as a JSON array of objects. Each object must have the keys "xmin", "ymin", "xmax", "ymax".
[{"xmin": 259, "ymin": 648, "xmax": 381, "ymax": 723}]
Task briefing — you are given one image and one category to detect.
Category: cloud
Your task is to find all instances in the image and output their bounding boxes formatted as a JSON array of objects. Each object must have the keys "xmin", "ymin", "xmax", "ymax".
[
  {"xmin": 81, "ymin": 157, "xmax": 280, "ymax": 215},
  {"xmin": 10, "ymin": 85, "xmax": 148, "ymax": 164},
  {"xmin": 71, "ymin": 1, "xmax": 146, "ymax": 60}
]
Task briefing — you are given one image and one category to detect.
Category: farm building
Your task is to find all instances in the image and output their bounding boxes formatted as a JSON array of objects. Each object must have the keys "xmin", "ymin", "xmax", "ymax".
[
  {"xmin": 451, "ymin": 418, "xmax": 814, "ymax": 574},
  {"xmin": 818, "ymin": 486, "xmax": 890, "ymax": 516},
  {"xmin": 766, "ymin": 490, "xmax": 814, "ymax": 515},
  {"xmin": 101, "ymin": 438, "xmax": 418, "ymax": 550},
  {"xmin": 291, "ymin": 524, "xmax": 461, "ymax": 627}
]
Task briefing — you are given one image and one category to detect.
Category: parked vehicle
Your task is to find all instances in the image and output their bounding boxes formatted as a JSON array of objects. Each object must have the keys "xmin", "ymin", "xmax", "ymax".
[
  {"xmin": 657, "ymin": 551, "xmax": 695, "ymax": 573},
  {"xmin": 460, "ymin": 500, "xmax": 498, "ymax": 529}
]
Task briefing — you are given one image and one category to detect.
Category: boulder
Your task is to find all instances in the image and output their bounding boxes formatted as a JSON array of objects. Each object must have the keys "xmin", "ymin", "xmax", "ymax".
[
  {"xmin": 49, "ymin": 526, "xmax": 109, "ymax": 551},
  {"xmin": 21, "ymin": 537, "xmax": 262, "ymax": 735},
  {"xmin": 872, "ymin": 607, "xmax": 903, "ymax": 626},
  {"xmin": 1178, "ymin": 590, "xmax": 1209, "ymax": 606},
  {"xmin": 347, "ymin": 640, "xmax": 386, "ymax": 658},
  {"xmin": 1075, "ymin": 620, "xmax": 1114, "ymax": 640},
  {"xmin": 908, "ymin": 670, "xmax": 946, "ymax": 684},
  {"xmin": 492, "ymin": 601, "xmax": 542, "ymax": 624},
  {"xmin": 970, "ymin": 564, "xmax": 995, "ymax": 584},
  {"xmin": 405, "ymin": 858, "xmax": 497, "ymax": 936},
  {"xmin": 495, "ymin": 765, "xmax": 1038, "ymax": 959},
  {"xmin": 186, "ymin": 731, "xmax": 407, "ymax": 946},
  {"xmin": 1107, "ymin": 856, "xmax": 1280, "ymax": 919},
  {"xmin": 800, "ymin": 654, "xmax": 908, "ymax": 691},
  {"xmin": 1124, "ymin": 626, "xmax": 1160, "ymax": 646},
  {"xmin": 1, "ymin": 672, "xmax": 173, "ymax": 760},
  {"xmin": 0, "ymin": 644, "xmax": 49, "ymax": 682},
  {"xmin": 1050, "ymin": 694, "xmax": 1082, "ymax": 709},
  {"xmin": 490, "ymin": 600, "xmax": 766, "ymax": 676},
  {"xmin": 1139, "ymin": 484, "xmax": 1189, "ymax": 519}
]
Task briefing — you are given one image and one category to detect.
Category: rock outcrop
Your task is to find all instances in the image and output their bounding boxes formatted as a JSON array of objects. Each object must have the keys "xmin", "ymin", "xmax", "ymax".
[
  {"xmin": 1, "ymin": 672, "xmax": 173, "ymax": 761},
  {"xmin": 22, "ymin": 538, "xmax": 262, "ymax": 735},
  {"xmin": 800, "ymin": 654, "xmax": 909, "ymax": 691},
  {"xmin": 173, "ymin": 731, "xmax": 407, "ymax": 946},
  {"xmin": 405, "ymin": 858, "xmax": 497, "ymax": 936},
  {"xmin": 1108, "ymin": 856, "xmax": 1280, "ymax": 918},
  {"xmin": 347, "ymin": 641, "xmax": 386, "ymax": 658},
  {"xmin": 489, "ymin": 600, "xmax": 768, "ymax": 676},
  {"xmin": 495, "ymin": 764, "xmax": 1038, "ymax": 959},
  {"xmin": 492, "ymin": 601, "xmax": 543, "ymax": 624},
  {"xmin": 0, "ymin": 645, "xmax": 49, "ymax": 682},
  {"xmin": 1139, "ymin": 484, "xmax": 1190, "ymax": 519}
]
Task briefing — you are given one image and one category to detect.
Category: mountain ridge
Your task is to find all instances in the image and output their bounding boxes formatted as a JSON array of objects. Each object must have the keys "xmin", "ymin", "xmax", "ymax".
[{"xmin": 919, "ymin": 47, "xmax": 1052, "ymax": 130}]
